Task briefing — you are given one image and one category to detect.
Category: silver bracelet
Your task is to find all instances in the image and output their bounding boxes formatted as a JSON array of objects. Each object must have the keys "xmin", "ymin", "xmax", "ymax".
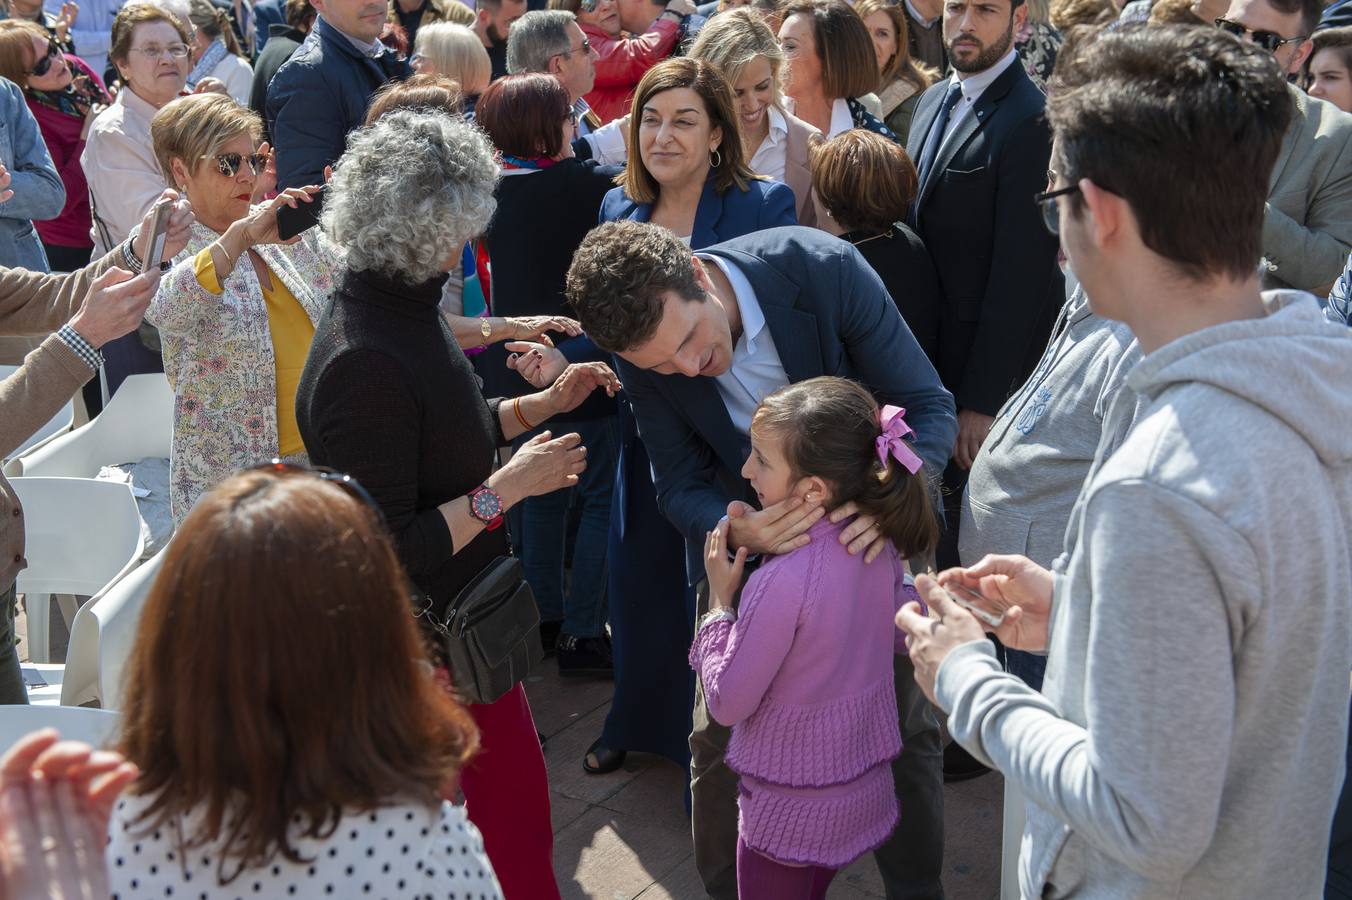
[{"xmin": 697, "ymin": 607, "xmax": 737, "ymax": 633}]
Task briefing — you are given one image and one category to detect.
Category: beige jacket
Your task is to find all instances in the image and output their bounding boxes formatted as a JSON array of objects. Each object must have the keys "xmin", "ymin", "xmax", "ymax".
[
  {"xmin": 81, "ymin": 89, "xmax": 166, "ymax": 256},
  {"xmin": 781, "ymin": 109, "xmax": 841, "ymax": 236},
  {"xmin": 0, "ymin": 249, "xmax": 120, "ymax": 587}
]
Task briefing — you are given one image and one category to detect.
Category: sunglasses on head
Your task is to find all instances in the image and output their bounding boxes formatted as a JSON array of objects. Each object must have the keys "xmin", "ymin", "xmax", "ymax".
[
  {"xmin": 28, "ymin": 39, "xmax": 60, "ymax": 77},
  {"xmin": 1214, "ymin": 17, "xmax": 1306, "ymax": 53},
  {"xmin": 203, "ymin": 152, "xmax": 269, "ymax": 178},
  {"xmin": 246, "ymin": 460, "xmax": 385, "ymax": 523}
]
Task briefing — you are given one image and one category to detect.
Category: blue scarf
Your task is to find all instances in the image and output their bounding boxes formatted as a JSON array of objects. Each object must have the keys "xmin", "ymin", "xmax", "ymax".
[{"xmin": 187, "ymin": 39, "xmax": 229, "ymax": 89}]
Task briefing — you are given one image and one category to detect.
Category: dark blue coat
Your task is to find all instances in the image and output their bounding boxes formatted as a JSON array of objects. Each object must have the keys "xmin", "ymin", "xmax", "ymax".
[
  {"xmin": 614, "ymin": 225, "xmax": 958, "ymax": 580},
  {"xmin": 265, "ymin": 17, "xmax": 411, "ymax": 190},
  {"xmin": 599, "ymin": 174, "xmax": 797, "ymax": 248}
]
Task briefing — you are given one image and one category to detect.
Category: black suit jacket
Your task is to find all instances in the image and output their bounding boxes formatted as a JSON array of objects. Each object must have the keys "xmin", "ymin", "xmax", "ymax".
[{"xmin": 906, "ymin": 61, "xmax": 1062, "ymax": 417}]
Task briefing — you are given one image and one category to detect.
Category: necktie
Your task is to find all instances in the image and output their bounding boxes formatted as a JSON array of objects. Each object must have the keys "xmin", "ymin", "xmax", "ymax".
[{"xmin": 914, "ymin": 80, "xmax": 963, "ymax": 196}]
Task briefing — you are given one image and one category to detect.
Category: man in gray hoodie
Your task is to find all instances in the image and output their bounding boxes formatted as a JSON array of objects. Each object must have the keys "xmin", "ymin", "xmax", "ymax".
[{"xmin": 897, "ymin": 23, "xmax": 1352, "ymax": 900}]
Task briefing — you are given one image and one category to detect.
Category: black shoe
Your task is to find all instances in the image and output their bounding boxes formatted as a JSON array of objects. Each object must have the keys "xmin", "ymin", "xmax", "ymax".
[
  {"xmin": 943, "ymin": 741, "xmax": 991, "ymax": 783},
  {"xmin": 582, "ymin": 738, "xmax": 626, "ymax": 775},
  {"xmin": 556, "ymin": 633, "xmax": 614, "ymax": 675},
  {"xmin": 539, "ymin": 620, "xmax": 563, "ymax": 657}
]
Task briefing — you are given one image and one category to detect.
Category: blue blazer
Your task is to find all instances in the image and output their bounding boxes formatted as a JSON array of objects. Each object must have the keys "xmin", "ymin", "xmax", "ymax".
[
  {"xmin": 266, "ymin": 17, "xmax": 412, "ymax": 190},
  {"xmin": 599, "ymin": 174, "xmax": 797, "ymax": 249},
  {"xmin": 614, "ymin": 225, "xmax": 958, "ymax": 581}
]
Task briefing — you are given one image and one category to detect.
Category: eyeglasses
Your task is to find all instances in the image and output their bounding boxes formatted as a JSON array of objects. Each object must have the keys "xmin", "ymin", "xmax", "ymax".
[
  {"xmin": 246, "ymin": 460, "xmax": 385, "ymax": 523},
  {"xmin": 579, "ymin": 0, "xmax": 600, "ymax": 13},
  {"xmin": 409, "ymin": 51, "xmax": 424, "ymax": 65},
  {"xmin": 564, "ymin": 108, "xmax": 578, "ymax": 128},
  {"xmin": 552, "ymin": 37, "xmax": 592, "ymax": 59},
  {"xmin": 1214, "ymin": 17, "xmax": 1306, "ymax": 53},
  {"xmin": 1033, "ymin": 184, "xmax": 1080, "ymax": 235},
  {"xmin": 28, "ymin": 39, "xmax": 61, "ymax": 77},
  {"xmin": 202, "ymin": 152, "xmax": 268, "ymax": 178},
  {"xmin": 128, "ymin": 43, "xmax": 191, "ymax": 60}
]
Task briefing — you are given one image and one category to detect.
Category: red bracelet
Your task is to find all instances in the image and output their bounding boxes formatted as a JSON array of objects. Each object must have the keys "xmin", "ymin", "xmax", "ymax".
[{"xmin": 513, "ymin": 396, "xmax": 533, "ymax": 431}]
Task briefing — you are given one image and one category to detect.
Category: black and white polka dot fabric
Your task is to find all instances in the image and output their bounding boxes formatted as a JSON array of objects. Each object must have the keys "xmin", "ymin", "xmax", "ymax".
[{"xmin": 105, "ymin": 795, "xmax": 503, "ymax": 900}]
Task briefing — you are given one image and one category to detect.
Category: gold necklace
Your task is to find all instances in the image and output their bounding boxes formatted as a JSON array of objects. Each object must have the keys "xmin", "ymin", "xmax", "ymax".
[{"xmin": 850, "ymin": 228, "xmax": 894, "ymax": 247}]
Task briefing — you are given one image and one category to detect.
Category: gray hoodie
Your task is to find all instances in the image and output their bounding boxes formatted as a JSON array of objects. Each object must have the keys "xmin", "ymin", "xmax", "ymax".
[{"xmin": 936, "ymin": 292, "xmax": 1352, "ymax": 899}]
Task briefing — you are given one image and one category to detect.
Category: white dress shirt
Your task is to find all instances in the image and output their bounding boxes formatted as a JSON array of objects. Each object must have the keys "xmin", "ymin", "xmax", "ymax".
[
  {"xmin": 700, "ymin": 254, "xmax": 789, "ymax": 436},
  {"xmin": 937, "ymin": 47, "xmax": 1020, "ymax": 149},
  {"xmin": 748, "ymin": 105, "xmax": 790, "ymax": 184},
  {"xmin": 827, "ymin": 96, "xmax": 855, "ymax": 139},
  {"xmin": 81, "ymin": 88, "xmax": 165, "ymax": 254}
]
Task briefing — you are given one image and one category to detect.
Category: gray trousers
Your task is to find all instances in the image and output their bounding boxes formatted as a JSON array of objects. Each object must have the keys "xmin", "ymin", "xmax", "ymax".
[
  {"xmin": 0, "ymin": 583, "xmax": 29, "ymax": 705},
  {"xmin": 690, "ymin": 578, "xmax": 945, "ymax": 900}
]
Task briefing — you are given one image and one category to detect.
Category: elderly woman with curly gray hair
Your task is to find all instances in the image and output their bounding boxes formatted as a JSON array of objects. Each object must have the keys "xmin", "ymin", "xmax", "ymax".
[{"xmin": 294, "ymin": 108, "xmax": 620, "ymax": 900}]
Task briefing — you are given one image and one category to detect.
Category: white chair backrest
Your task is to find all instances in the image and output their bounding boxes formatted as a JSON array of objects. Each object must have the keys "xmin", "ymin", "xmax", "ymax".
[
  {"xmin": 0, "ymin": 706, "xmax": 119, "ymax": 751},
  {"xmin": 12, "ymin": 373, "xmax": 173, "ymax": 477},
  {"xmin": 0, "ymin": 365, "xmax": 74, "ymax": 463},
  {"xmin": 11, "ymin": 477, "xmax": 145, "ymax": 596},
  {"xmin": 62, "ymin": 547, "xmax": 166, "ymax": 710}
]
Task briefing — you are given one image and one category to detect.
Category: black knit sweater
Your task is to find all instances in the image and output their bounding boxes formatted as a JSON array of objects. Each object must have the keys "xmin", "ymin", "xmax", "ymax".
[{"xmin": 296, "ymin": 266, "xmax": 508, "ymax": 618}]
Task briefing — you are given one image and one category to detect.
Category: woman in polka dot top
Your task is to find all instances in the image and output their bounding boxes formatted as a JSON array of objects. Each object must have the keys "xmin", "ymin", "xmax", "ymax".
[{"xmin": 103, "ymin": 467, "xmax": 503, "ymax": 900}]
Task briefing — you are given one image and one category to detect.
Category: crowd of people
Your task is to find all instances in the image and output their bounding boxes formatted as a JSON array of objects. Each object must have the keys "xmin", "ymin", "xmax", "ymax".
[{"xmin": 0, "ymin": 0, "xmax": 1349, "ymax": 894}]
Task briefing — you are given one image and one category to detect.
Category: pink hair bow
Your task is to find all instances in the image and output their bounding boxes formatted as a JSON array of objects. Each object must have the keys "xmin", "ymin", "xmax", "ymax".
[{"xmin": 876, "ymin": 405, "xmax": 923, "ymax": 475}]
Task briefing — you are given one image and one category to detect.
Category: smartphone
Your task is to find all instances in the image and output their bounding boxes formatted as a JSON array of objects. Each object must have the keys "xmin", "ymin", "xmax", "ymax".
[
  {"xmin": 142, "ymin": 198, "xmax": 174, "ymax": 270},
  {"xmin": 276, "ymin": 187, "xmax": 325, "ymax": 241},
  {"xmin": 942, "ymin": 581, "xmax": 1008, "ymax": 629}
]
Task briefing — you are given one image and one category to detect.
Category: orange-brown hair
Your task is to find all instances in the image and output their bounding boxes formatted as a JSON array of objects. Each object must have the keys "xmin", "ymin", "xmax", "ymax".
[
  {"xmin": 0, "ymin": 19, "xmax": 50, "ymax": 88},
  {"xmin": 619, "ymin": 57, "xmax": 756, "ymax": 204},
  {"xmin": 117, "ymin": 468, "xmax": 478, "ymax": 885},
  {"xmin": 851, "ymin": 0, "xmax": 937, "ymax": 92},
  {"xmin": 780, "ymin": 0, "xmax": 879, "ymax": 99},
  {"xmin": 752, "ymin": 377, "xmax": 939, "ymax": 559},
  {"xmin": 364, "ymin": 72, "xmax": 464, "ymax": 124},
  {"xmin": 810, "ymin": 129, "xmax": 918, "ymax": 232}
]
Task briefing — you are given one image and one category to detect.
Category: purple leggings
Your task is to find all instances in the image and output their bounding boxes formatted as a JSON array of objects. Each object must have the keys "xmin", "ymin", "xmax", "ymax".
[{"xmin": 736, "ymin": 838, "xmax": 839, "ymax": 900}]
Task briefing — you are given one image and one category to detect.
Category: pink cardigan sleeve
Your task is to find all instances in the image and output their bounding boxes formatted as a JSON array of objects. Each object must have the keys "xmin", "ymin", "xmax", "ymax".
[
  {"xmin": 689, "ymin": 561, "xmax": 804, "ymax": 727},
  {"xmin": 591, "ymin": 19, "xmax": 681, "ymax": 89}
]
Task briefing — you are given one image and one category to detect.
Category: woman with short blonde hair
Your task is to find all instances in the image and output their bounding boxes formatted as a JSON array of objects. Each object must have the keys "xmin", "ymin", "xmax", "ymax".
[
  {"xmin": 147, "ymin": 92, "xmax": 339, "ymax": 521},
  {"xmin": 688, "ymin": 6, "xmax": 837, "ymax": 230},
  {"xmin": 411, "ymin": 21, "xmax": 492, "ymax": 114}
]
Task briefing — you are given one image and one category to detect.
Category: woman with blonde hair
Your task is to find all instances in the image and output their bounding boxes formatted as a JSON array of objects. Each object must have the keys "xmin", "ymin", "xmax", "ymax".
[
  {"xmin": 411, "ymin": 21, "xmax": 492, "ymax": 115},
  {"xmin": 852, "ymin": 0, "xmax": 935, "ymax": 139},
  {"xmin": 148, "ymin": 92, "xmax": 335, "ymax": 522},
  {"xmin": 108, "ymin": 465, "xmax": 501, "ymax": 897},
  {"xmin": 688, "ymin": 6, "xmax": 836, "ymax": 230},
  {"xmin": 186, "ymin": 0, "xmax": 252, "ymax": 102}
]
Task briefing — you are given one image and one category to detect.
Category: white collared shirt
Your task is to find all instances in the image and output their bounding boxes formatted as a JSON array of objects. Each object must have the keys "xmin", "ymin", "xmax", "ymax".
[
  {"xmin": 321, "ymin": 15, "xmax": 386, "ymax": 57},
  {"xmin": 699, "ymin": 254, "xmax": 790, "ymax": 435},
  {"xmin": 748, "ymin": 106, "xmax": 791, "ymax": 184},
  {"xmin": 937, "ymin": 47, "xmax": 1019, "ymax": 148},
  {"xmin": 827, "ymin": 97, "xmax": 854, "ymax": 139},
  {"xmin": 577, "ymin": 97, "xmax": 628, "ymax": 165}
]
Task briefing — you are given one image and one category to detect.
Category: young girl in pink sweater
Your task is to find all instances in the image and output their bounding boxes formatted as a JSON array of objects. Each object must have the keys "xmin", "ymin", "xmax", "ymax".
[{"xmin": 690, "ymin": 376, "xmax": 939, "ymax": 900}]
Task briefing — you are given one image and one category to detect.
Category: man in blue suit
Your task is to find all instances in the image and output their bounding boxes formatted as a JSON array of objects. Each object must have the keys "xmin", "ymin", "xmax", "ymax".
[
  {"xmin": 266, "ymin": 0, "xmax": 412, "ymax": 190},
  {"xmin": 567, "ymin": 221, "xmax": 958, "ymax": 900}
]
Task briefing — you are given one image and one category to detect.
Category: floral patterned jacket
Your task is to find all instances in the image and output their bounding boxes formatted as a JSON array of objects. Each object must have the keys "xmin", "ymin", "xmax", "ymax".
[{"xmin": 147, "ymin": 220, "xmax": 342, "ymax": 521}]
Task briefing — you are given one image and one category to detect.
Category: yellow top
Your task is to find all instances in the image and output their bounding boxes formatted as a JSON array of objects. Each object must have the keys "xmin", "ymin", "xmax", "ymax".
[{"xmin": 194, "ymin": 247, "xmax": 315, "ymax": 457}]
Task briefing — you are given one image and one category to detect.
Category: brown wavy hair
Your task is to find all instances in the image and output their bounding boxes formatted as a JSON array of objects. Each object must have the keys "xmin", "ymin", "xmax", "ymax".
[
  {"xmin": 618, "ymin": 57, "xmax": 758, "ymax": 205},
  {"xmin": 851, "ymin": 0, "xmax": 937, "ymax": 93},
  {"xmin": 752, "ymin": 377, "xmax": 939, "ymax": 559},
  {"xmin": 116, "ymin": 468, "xmax": 478, "ymax": 885}
]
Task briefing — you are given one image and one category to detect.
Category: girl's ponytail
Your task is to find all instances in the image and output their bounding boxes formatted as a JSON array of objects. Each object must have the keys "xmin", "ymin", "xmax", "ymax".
[{"xmin": 752, "ymin": 377, "xmax": 940, "ymax": 561}]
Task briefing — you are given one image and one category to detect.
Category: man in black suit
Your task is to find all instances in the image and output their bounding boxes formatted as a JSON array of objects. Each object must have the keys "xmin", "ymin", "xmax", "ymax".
[{"xmin": 905, "ymin": 0, "xmax": 1061, "ymax": 535}]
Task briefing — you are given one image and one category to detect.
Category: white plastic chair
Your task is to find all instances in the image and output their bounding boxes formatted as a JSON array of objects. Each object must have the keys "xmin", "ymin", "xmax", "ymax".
[
  {"xmin": 0, "ymin": 364, "xmax": 75, "ymax": 464},
  {"xmin": 60, "ymin": 547, "xmax": 165, "ymax": 710},
  {"xmin": 11, "ymin": 478, "xmax": 145, "ymax": 664},
  {"xmin": 6, "ymin": 372, "xmax": 173, "ymax": 478},
  {"xmin": 0, "ymin": 705, "xmax": 118, "ymax": 750}
]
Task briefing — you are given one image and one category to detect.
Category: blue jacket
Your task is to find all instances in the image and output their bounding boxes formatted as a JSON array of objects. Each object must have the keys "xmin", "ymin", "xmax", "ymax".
[
  {"xmin": 613, "ymin": 225, "xmax": 958, "ymax": 580},
  {"xmin": 599, "ymin": 174, "xmax": 797, "ymax": 249},
  {"xmin": 265, "ymin": 17, "xmax": 412, "ymax": 190},
  {"xmin": 0, "ymin": 79, "xmax": 64, "ymax": 271}
]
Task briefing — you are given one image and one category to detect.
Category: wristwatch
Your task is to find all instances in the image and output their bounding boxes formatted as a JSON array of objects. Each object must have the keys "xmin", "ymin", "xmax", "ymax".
[
  {"xmin": 479, "ymin": 318, "xmax": 493, "ymax": 348},
  {"xmin": 468, "ymin": 483, "xmax": 504, "ymax": 531}
]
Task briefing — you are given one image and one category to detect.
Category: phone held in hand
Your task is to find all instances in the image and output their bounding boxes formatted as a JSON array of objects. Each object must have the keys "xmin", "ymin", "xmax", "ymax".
[
  {"xmin": 275, "ymin": 187, "xmax": 326, "ymax": 241},
  {"xmin": 942, "ymin": 581, "xmax": 1007, "ymax": 628},
  {"xmin": 143, "ymin": 198, "xmax": 174, "ymax": 271}
]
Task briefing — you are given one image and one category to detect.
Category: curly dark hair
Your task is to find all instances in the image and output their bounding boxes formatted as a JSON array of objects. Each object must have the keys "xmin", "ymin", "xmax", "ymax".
[{"xmin": 566, "ymin": 221, "xmax": 706, "ymax": 352}]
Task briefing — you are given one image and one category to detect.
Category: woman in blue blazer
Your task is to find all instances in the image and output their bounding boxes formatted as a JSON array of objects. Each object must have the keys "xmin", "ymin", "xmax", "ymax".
[{"xmin": 585, "ymin": 58, "xmax": 796, "ymax": 777}]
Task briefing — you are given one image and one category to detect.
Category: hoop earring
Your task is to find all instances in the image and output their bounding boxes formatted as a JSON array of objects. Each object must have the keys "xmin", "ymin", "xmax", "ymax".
[{"xmin": 710, "ymin": 147, "xmax": 722, "ymax": 168}]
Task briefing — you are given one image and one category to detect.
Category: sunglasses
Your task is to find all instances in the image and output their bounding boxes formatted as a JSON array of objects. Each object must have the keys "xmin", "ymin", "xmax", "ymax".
[
  {"xmin": 552, "ymin": 37, "xmax": 592, "ymax": 58},
  {"xmin": 1033, "ymin": 184, "xmax": 1080, "ymax": 235},
  {"xmin": 28, "ymin": 39, "xmax": 61, "ymax": 77},
  {"xmin": 247, "ymin": 460, "xmax": 385, "ymax": 523},
  {"xmin": 579, "ymin": 0, "xmax": 600, "ymax": 12},
  {"xmin": 1214, "ymin": 17, "xmax": 1306, "ymax": 53},
  {"xmin": 203, "ymin": 152, "xmax": 269, "ymax": 178}
]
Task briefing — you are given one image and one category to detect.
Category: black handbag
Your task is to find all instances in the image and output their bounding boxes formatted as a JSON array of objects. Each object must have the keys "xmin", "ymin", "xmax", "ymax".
[{"xmin": 424, "ymin": 556, "xmax": 543, "ymax": 705}]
